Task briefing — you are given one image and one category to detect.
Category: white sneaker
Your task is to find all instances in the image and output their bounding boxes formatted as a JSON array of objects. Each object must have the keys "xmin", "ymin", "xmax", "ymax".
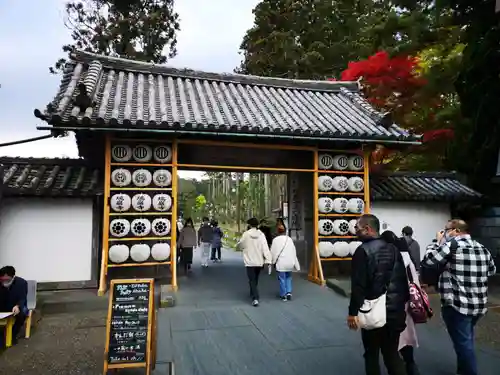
[{"xmin": 252, "ymin": 299, "xmax": 259, "ymax": 307}]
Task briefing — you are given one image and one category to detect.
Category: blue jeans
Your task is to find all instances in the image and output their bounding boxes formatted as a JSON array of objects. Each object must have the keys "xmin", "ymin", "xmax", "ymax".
[
  {"xmin": 277, "ymin": 271, "xmax": 292, "ymax": 297},
  {"xmin": 442, "ymin": 306, "xmax": 481, "ymax": 375}
]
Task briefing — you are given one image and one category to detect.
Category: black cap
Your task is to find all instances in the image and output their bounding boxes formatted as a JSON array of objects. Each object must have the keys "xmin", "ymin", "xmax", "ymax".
[{"xmin": 402, "ymin": 226, "xmax": 413, "ymax": 236}]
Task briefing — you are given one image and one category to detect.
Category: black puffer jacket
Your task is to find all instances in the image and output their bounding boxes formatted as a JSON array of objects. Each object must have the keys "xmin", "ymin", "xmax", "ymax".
[{"xmin": 349, "ymin": 237, "xmax": 409, "ymax": 331}]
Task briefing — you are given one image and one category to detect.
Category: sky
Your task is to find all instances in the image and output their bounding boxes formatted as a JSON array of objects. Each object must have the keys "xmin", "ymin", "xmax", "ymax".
[{"xmin": 0, "ymin": 0, "xmax": 260, "ymax": 180}]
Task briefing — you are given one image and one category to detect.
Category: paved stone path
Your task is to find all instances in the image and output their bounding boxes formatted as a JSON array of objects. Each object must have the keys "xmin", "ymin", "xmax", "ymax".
[{"xmin": 154, "ymin": 248, "xmax": 500, "ymax": 375}]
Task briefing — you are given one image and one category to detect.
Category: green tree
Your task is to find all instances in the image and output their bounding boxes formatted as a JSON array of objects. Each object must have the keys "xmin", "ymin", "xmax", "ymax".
[
  {"xmin": 237, "ymin": 0, "xmax": 438, "ymax": 78},
  {"xmin": 433, "ymin": 1, "xmax": 500, "ymax": 192},
  {"xmin": 51, "ymin": 0, "xmax": 180, "ymax": 73}
]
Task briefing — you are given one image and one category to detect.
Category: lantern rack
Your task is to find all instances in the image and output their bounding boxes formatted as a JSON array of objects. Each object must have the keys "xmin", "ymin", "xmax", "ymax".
[{"xmin": 308, "ymin": 148, "xmax": 370, "ymax": 286}]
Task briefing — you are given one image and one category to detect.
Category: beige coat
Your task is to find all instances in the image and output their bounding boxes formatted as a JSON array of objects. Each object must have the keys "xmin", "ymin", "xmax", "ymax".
[
  {"xmin": 270, "ymin": 235, "xmax": 301, "ymax": 272},
  {"xmin": 236, "ymin": 228, "xmax": 272, "ymax": 267}
]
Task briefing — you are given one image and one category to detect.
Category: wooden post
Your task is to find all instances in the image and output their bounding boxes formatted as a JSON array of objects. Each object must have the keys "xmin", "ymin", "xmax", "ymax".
[
  {"xmin": 363, "ymin": 149, "xmax": 371, "ymax": 213},
  {"xmin": 308, "ymin": 149, "xmax": 323, "ymax": 285},
  {"xmin": 171, "ymin": 140, "xmax": 179, "ymax": 291}
]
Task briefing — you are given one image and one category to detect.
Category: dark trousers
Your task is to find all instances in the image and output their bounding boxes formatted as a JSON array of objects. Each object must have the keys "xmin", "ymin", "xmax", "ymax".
[
  {"xmin": 442, "ymin": 306, "xmax": 480, "ymax": 375},
  {"xmin": 180, "ymin": 247, "xmax": 193, "ymax": 273},
  {"xmin": 246, "ymin": 266, "xmax": 262, "ymax": 300},
  {"xmin": 211, "ymin": 246, "xmax": 221, "ymax": 260},
  {"xmin": 12, "ymin": 312, "xmax": 26, "ymax": 339},
  {"xmin": 361, "ymin": 326, "xmax": 407, "ymax": 375}
]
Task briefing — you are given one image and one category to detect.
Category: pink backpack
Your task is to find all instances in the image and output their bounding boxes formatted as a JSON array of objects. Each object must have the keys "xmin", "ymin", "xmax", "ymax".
[{"xmin": 406, "ymin": 264, "xmax": 433, "ymax": 324}]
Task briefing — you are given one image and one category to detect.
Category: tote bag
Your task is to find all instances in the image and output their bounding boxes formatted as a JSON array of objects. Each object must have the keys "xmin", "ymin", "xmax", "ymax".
[
  {"xmin": 357, "ymin": 246, "xmax": 398, "ymax": 330},
  {"xmin": 357, "ymin": 293, "xmax": 387, "ymax": 330}
]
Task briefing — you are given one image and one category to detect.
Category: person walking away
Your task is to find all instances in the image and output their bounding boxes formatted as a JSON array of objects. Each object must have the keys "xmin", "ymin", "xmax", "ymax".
[
  {"xmin": 422, "ymin": 219, "xmax": 496, "ymax": 375},
  {"xmin": 402, "ymin": 226, "xmax": 421, "ymax": 273},
  {"xmin": 0, "ymin": 266, "xmax": 28, "ymax": 345},
  {"xmin": 382, "ymin": 231, "xmax": 421, "ymax": 375},
  {"xmin": 258, "ymin": 219, "xmax": 273, "ymax": 248},
  {"xmin": 348, "ymin": 214, "xmax": 409, "ymax": 375},
  {"xmin": 178, "ymin": 218, "xmax": 197, "ymax": 274},
  {"xmin": 236, "ymin": 217, "xmax": 272, "ymax": 306},
  {"xmin": 198, "ymin": 216, "xmax": 213, "ymax": 268},
  {"xmin": 211, "ymin": 220, "xmax": 224, "ymax": 262},
  {"xmin": 276, "ymin": 217, "xmax": 287, "ymax": 235},
  {"xmin": 198, "ymin": 217, "xmax": 213, "ymax": 267},
  {"xmin": 271, "ymin": 224, "xmax": 300, "ymax": 301}
]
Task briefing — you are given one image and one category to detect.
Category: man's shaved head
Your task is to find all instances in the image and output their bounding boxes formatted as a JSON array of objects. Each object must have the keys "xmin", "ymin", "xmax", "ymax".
[
  {"xmin": 358, "ymin": 214, "xmax": 380, "ymax": 233},
  {"xmin": 356, "ymin": 214, "xmax": 381, "ymax": 241}
]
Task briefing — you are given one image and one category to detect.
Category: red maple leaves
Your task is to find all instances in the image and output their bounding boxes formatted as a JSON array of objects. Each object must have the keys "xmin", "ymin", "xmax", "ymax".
[{"xmin": 332, "ymin": 51, "xmax": 454, "ymax": 145}]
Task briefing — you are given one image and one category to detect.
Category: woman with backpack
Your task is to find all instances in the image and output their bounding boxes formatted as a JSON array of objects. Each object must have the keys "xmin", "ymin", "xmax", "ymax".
[{"xmin": 381, "ymin": 230, "xmax": 421, "ymax": 375}]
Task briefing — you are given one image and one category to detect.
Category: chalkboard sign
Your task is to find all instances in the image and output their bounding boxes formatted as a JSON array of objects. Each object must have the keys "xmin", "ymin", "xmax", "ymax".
[{"xmin": 104, "ymin": 279, "xmax": 155, "ymax": 375}]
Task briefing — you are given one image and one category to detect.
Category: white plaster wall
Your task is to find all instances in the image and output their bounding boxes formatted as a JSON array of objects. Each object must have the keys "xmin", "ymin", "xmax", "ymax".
[
  {"xmin": 371, "ymin": 202, "xmax": 451, "ymax": 261},
  {"xmin": 0, "ymin": 198, "xmax": 93, "ymax": 282}
]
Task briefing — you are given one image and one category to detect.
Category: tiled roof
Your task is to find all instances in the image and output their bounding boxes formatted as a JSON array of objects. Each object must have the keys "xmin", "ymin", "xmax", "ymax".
[
  {"xmin": 370, "ymin": 172, "xmax": 482, "ymax": 202},
  {"xmin": 0, "ymin": 157, "xmax": 101, "ymax": 197},
  {"xmin": 34, "ymin": 51, "xmax": 420, "ymax": 144}
]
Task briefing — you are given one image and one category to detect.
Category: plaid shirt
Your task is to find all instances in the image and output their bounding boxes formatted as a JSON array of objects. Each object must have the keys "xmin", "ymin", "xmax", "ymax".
[{"xmin": 423, "ymin": 234, "xmax": 497, "ymax": 316}]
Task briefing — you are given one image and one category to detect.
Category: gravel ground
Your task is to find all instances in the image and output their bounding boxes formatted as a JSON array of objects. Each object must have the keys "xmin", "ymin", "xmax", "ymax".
[{"xmin": 0, "ymin": 310, "xmax": 107, "ymax": 375}]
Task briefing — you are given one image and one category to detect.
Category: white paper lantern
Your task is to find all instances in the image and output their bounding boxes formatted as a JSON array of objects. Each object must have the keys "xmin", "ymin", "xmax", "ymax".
[
  {"xmin": 332, "ymin": 155, "xmax": 349, "ymax": 170},
  {"xmin": 318, "ymin": 175, "xmax": 334, "ymax": 191},
  {"xmin": 151, "ymin": 218, "xmax": 171, "ymax": 236},
  {"xmin": 332, "ymin": 176, "xmax": 349, "ymax": 191},
  {"xmin": 111, "ymin": 145, "xmax": 132, "ymax": 162},
  {"xmin": 318, "ymin": 241, "xmax": 335, "ymax": 258},
  {"xmin": 333, "ymin": 198, "xmax": 349, "ymax": 213},
  {"xmin": 109, "ymin": 244, "xmax": 129, "ymax": 263},
  {"xmin": 133, "ymin": 145, "xmax": 153, "ymax": 162},
  {"xmin": 318, "ymin": 197, "xmax": 334, "ymax": 213},
  {"xmin": 152, "ymin": 169, "xmax": 172, "ymax": 187},
  {"xmin": 348, "ymin": 155, "xmax": 364, "ymax": 171},
  {"xmin": 131, "ymin": 193, "xmax": 152, "ymax": 212},
  {"xmin": 318, "ymin": 154, "xmax": 334, "ymax": 170},
  {"xmin": 318, "ymin": 219, "xmax": 335, "ymax": 236},
  {"xmin": 154, "ymin": 146, "xmax": 172, "ymax": 163},
  {"xmin": 333, "ymin": 241, "xmax": 350, "ymax": 257},
  {"xmin": 130, "ymin": 243, "xmax": 151, "ymax": 262},
  {"xmin": 347, "ymin": 177, "xmax": 364, "ymax": 192},
  {"xmin": 110, "ymin": 219, "xmax": 130, "ymax": 238},
  {"xmin": 349, "ymin": 241, "xmax": 362, "ymax": 255},
  {"xmin": 132, "ymin": 169, "xmax": 152, "ymax": 187},
  {"xmin": 111, "ymin": 168, "xmax": 132, "ymax": 187},
  {"xmin": 110, "ymin": 193, "xmax": 131, "ymax": 212},
  {"xmin": 151, "ymin": 243, "xmax": 171, "ymax": 261},
  {"xmin": 333, "ymin": 220, "xmax": 350, "ymax": 235},
  {"xmin": 348, "ymin": 219, "xmax": 358, "ymax": 235},
  {"xmin": 347, "ymin": 198, "xmax": 365, "ymax": 214},
  {"xmin": 131, "ymin": 218, "xmax": 151, "ymax": 237},
  {"xmin": 152, "ymin": 194, "xmax": 172, "ymax": 212}
]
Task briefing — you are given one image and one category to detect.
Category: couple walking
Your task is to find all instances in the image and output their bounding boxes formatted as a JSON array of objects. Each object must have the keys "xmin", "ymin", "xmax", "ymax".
[
  {"xmin": 237, "ymin": 218, "xmax": 300, "ymax": 306},
  {"xmin": 349, "ymin": 214, "xmax": 496, "ymax": 375}
]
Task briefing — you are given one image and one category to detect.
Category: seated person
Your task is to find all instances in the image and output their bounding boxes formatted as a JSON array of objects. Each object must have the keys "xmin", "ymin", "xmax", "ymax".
[{"xmin": 0, "ymin": 266, "xmax": 28, "ymax": 345}]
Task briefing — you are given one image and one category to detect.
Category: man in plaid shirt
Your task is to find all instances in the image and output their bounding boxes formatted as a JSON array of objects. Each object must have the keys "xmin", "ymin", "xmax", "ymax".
[{"xmin": 422, "ymin": 219, "xmax": 496, "ymax": 375}]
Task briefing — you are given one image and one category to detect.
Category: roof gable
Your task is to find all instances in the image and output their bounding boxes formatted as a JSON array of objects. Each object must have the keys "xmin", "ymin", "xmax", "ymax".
[{"xmin": 34, "ymin": 51, "xmax": 419, "ymax": 144}]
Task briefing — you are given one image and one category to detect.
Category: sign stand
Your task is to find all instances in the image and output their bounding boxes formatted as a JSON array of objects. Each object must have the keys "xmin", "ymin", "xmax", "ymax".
[{"xmin": 103, "ymin": 278, "xmax": 156, "ymax": 374}]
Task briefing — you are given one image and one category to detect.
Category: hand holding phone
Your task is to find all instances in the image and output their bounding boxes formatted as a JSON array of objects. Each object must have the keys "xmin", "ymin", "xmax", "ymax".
[{"xmin": 436, "ymin": 230, "xmax": 445, "ymax": 244}]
